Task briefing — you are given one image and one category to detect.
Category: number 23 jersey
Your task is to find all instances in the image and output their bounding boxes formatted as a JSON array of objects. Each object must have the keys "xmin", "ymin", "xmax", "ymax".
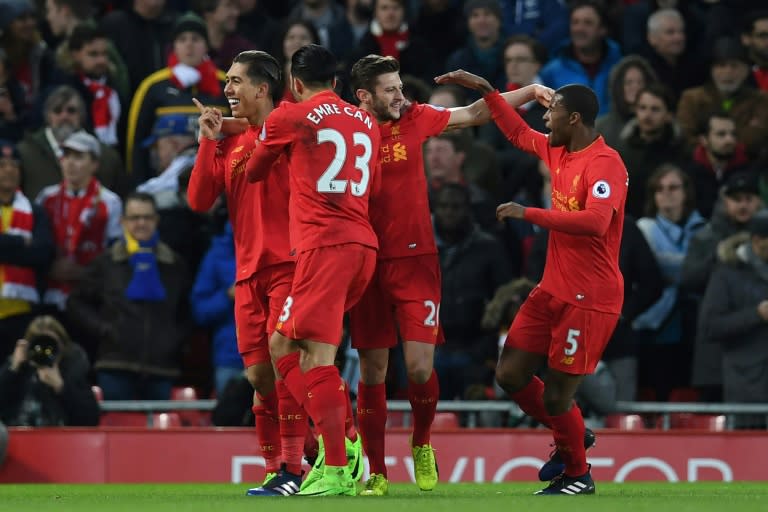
[{"xmin": 249, "ymin": 90, "xmax": 381, "ymax": 254}]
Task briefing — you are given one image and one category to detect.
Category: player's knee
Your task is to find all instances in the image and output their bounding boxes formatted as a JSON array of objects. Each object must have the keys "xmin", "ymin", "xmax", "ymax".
[
  {"xmin": 246, "ymin": 365, "xmax": 275, "ymax": 394},
  {"xmin": 406, "ymin": 362, "xmax": 432, "ymax": 384},
  {"xmin": 542, "ymin": 389, "xmax": 571, "ymax": 416},
  {"xmin": 495, "ymin": 365, "xmax": 525, "ymax": 394}
]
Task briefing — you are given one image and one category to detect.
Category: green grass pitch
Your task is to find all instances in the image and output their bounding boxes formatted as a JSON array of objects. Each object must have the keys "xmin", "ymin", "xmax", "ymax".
[{"xmin": 0, "ymin": 482, "xmax": 766, "ymax": 512}]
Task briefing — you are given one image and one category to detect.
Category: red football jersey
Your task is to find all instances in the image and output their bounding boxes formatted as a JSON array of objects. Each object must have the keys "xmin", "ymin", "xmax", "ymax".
[
  {"xmin": 246, "ymin": 90, "xmax": 380, "ymax": 253},
  {"xmin": 372, "ymin": 102, "xmax": 450, "ymax": 259},
  {"xmin": 485, "ymin": 91, "xmax": 627, "ymax": 314},
  {"xmin": 188, "ymin": 125, "xmax": 292, "ymax": 283}
]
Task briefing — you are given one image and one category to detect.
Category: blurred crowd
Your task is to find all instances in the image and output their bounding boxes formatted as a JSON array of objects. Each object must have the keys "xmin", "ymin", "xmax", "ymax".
[{"xmin": 0, "ymin": 0, "xmax": 767, "ymax": 429}]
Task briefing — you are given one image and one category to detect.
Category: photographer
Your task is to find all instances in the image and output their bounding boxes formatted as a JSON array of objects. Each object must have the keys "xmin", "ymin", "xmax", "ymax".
[{"xmin": 0, "ymin": 315, "xmax": 99, "ymax": 426}]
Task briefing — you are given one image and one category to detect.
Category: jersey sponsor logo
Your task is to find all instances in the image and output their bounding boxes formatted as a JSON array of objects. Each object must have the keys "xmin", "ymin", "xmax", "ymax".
[
  {"xmin": 393, "ymin": 142, "xmax": 407, "ymax": 161},
  {"xmin": 592, "ymin": 180, "xmax": 611, "ymax": 199},
  {"xmin": 570, "ymin": 174, "xmax": 581, "ymax": 193}
]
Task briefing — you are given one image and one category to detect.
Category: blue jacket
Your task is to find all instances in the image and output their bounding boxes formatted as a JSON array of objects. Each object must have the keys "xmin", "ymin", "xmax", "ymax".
[
  {"xmin": 190, "ymin": 223, "xmax": 242, "ymax": 369},
  {"xmin": 539, "ymin": 38, "xmax": 623, "ymax": 116},
  {"xmin": 499, "ymin": 0, "xmax": 569, "ymax": 52}
]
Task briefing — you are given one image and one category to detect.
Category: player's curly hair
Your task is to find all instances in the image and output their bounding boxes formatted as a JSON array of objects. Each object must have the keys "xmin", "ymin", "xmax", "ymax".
[{"xmin": 480, "ymin": 278, "xmax": 536, "ymax": 332}]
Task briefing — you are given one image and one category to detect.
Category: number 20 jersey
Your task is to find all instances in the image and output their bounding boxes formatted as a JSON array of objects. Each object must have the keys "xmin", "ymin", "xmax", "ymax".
[{"xmin": 256, "ymin": 90, "xmax": 381, "ymax": 254}]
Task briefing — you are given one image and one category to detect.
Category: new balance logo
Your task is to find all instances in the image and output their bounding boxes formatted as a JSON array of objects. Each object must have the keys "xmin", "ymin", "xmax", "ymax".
[{"xmin": 560, "ymin": 481, "xmax": 589, "ymax": 494}]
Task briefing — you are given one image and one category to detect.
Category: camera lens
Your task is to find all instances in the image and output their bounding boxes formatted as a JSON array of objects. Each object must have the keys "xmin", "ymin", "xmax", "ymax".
[{"xmin": 27, "ymin": 334, "xmax": 60, "ymax": 367}]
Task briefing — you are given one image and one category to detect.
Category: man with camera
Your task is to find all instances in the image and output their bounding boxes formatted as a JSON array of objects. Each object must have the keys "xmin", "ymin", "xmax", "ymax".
[{"xmin": 0, "ymin": 315, "xmax": 99, "ymax": 426}]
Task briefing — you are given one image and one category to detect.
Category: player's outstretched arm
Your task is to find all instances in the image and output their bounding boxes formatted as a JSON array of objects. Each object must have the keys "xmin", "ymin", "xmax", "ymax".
[
  {"xmin": 502, "ymin": 201, "xmax": 615, "ymax": 237},
  {"xmin": 443, "ymin": 84, "xmax": 554, "ymax": 131}
]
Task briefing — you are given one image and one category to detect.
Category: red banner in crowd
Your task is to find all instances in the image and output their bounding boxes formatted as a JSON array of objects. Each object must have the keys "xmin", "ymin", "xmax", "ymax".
[{"xmin": 1, "ymin": 428, "xmax": 765, "ymax": 483}]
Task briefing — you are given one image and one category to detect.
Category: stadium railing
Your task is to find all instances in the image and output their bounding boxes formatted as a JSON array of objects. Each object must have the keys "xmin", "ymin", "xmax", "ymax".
[{"xmin": 98, "ymin": 399, "xmax": 768, "ymax": 429}]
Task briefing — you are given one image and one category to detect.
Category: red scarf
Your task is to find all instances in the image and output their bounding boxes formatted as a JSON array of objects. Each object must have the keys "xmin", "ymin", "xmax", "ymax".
[
  {"xmin": 0, "ymin": 190, "xmax": 37, "ymax": 302},
  {"xmin": 81, "ymin": 74, "xmax": 120, "ymax": 145},
  {"xmin": 753, "ymin": 66, "xmax": 768, "ymax": 91},
  {"xmin": 167, "ymin": 53, "xmax": 222, "ymax": 97},
  {"xmin": 52, "ymin": 177, "xmax": 102, "ymax": 260}
]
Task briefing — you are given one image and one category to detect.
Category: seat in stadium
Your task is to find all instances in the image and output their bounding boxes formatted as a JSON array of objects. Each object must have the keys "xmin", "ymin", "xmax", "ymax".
[
  {"xmin": 153, "ymin": 412, "xmax": 182, "ymax": 429},
  {"xmin": 100, "ymin": 412, "xmax": 151, "ymax": 427},
  {"xmin": 170, "ymin": 386, "xmax": 210, "ymax": 426},
  {"xmin": 431, "ymin": 412, "xmax": 460, "ymax": 429},
  {"xmin": 667, "ymin": 387, "xmax": 701, "ymax": 402},
  {"xmin": 171, "ymin": 386, "xmax": 198, "ymax": 401},
  {"xmin": 668, "ymin": 413, "xmax": 726, "ymax": 431},
  {"xmin": 604, "ymin": 413, "xmax": 646, "ymax": 430},
  {"xmin": 91, "ymin": 385, "xmax": 103, "ymax": 402}
]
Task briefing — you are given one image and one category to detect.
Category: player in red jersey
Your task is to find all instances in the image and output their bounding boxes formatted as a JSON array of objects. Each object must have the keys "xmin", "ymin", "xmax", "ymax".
[
  {"xmin": 436, "ymin": 70, "xmax": 627, "ymax": 496},
  {"xmin": 186, "ymin": 51, "xmax": 308, "ymax": 497},
  {"xmin": 347, "ymin": 55, "xmax": 554, "ymax": 496},
  {"xmin": 245, "ymin": 44, "xmax": 380, "ymax": 497}
]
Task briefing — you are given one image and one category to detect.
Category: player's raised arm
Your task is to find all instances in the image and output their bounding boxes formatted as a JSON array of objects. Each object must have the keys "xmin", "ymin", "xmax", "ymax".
[
  {"xmin": 188, "ymin": 98, "xmax": 225, "ymax": 211},
  {"xmin": 435, "ymin": 70, "xmax": 550, "ymax": 160},
  {"xmin": 443, "ymin": 83, "xmax": 554, "ymax": 131}
]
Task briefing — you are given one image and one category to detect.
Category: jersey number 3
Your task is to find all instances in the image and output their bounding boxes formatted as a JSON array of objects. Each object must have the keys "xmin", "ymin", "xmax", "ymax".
[{"xmin": 316, "ymin": 128, "xmax": 371, "ymax": 196}]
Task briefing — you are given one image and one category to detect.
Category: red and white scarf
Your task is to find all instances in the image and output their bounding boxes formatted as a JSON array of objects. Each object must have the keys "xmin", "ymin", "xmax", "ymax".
[
  {"xmin": 167, "ymin": 53, "xmax": 222, "ymax": 97},
  {"xmin": 1, "ymin": 191, "xmax": 38, "ymax": 302},
  {"xmin": 82, "ymin": 75, "xmax": 121, "ymax": 146}
]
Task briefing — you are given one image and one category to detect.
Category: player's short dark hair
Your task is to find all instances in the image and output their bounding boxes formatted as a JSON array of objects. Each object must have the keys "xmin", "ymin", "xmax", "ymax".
[
  {"xmin": 636, "ymin": 83, "xmax": 675, "ymax": 112},
  {"xmin": 291, "ymin": 44, "xmax": 337, "ymax": 88},
  {"xmin": 67, "ymin": 23, "xmax": 108, "ymax": 51},
  {"xmin": 233, "ymin": 50, "xmax": 282, "ymax": 104},
  {"xmin": 350, "ymin": 54, "xmax": 400, "ymax": 94},
  {"xmin": 123, "ymin": 191, "xmax": 158, "ymax": 213},
  {"xmin": 556, "ymin": 84, "xmax": 599, "ymax": 127}
]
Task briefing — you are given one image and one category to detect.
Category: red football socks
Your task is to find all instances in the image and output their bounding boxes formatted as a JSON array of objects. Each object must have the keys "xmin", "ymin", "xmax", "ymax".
[
  {"xmin": 304, "ymin": 365, "xmax": 348, "ymax": 467},
  {"xmin": 509, "ymin": 376, "xmax": 553, "ymax": 428},
  {"xmin": 549, "ymin": 403, "xmax": 588, "ymax": 476},
  {"xmin": 276, "ymin": 379, "xmax": 308, "ymax": 475},
  {"xmin": 407, "ymin": 370, "xmax": 439, "ymax": 446},
  {"xmin": 252, "ymin": 389, "xmax": 281, "ymax": 473},
  {"xmin": 275, "ymin": 352, "xmax": 306, "ymax": 407},
  {"xmin": 344, "ymin": 383, "xmax": 358, "ymax": 442},
  {"xmin": 357, "ymin": 382, "xmax": 388, "ymax": 476}
]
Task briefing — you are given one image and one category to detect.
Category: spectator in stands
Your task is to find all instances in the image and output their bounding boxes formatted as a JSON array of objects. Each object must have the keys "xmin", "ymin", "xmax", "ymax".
[
  {"xmin": 525, "ymin": 215, "xmax": 664, "ymax": 402},
  {"xmin": 432, "ymin": 183, "xmax": 512, "ymax": 400},
  {"xmin": 36, "ymin": 131, "xmax": 122, "ymax": 313},
  {"xmin": 287, "ymin": 0, "xmax": 354, "ymax": 62},
  {"xmin": 194, "ymin": 0, "xmax": 255, "ymax": 70},
  {"xmin": 233, "ymin": 0, "xmax": 279, "ymax": 53},
  {"xmin": 538, "ymin": 0, "xmax": 622, "ymax": 115},
  {"xmin": 0, "ymin": 0, "xmax": 56, "ymax": 114},
  {"xmin": 137, "ymin": 115, "xmax": 212, "ymax": 276},
  {"xmin": 497, "ymin": 0, "xmax": 569, "ymax": 54},
  {"xmin": 18, "ymin": 85, "xmax": 126, "ymax": 200},
  {"xmin": 596, "ymin": 55, "xmax": 658, "ymax": 149},
  {"xmin": 125, "ymin": 11, "xmax": 228, "ymax": 183},
  {"xmin": 685, "ymin": 111, "xmax": 752, "ymax": 219},
  {"xmin": 676, "ymin": 37, "xmax": 768, "ymax": 159},
  {"xmin": 190, "ymin": 221, "xmax": 243, "ymax": 396},
  {"xmin": 681, "ymin": 171, "xmax": 764, "ymax": 402},
  {"xmin": 0, "ymin": 48, "xmax": 27, "ymax": 142},
  {"xmin": 344, "ymin": 0, "xmax": 373, "ymax": 46},
  {"xmin": 273, "ymin": 20, "xmax": 320, "ymax": 103},
  {"xmin": 54, "ymin": 24, "xmax": 126, "ymax": 147},
  {"xmin": 445, "ymin": 0, "xmax": 506, "ymax": 99},
  {"xmin": 622, "ymin": 0, "xmax": 706, "ymax": 57},
  {"xmin": 100, "ymin": 0, "xmax": 175, "ymax": 93},
  {"xmin": 638, "ymin": 8, "xmax": 707, "ymax": 107},
  {"xmin": 411, "ymin": 0, "xmax": 466, "ymax": 70},
  {"xmin": 0, "ymin": 314, "xmax": 99, "ymax": 426},
  {"xmin": 0, "ymin": 139, "xmax": 54, "ymax": 359},
  {"xmin": 633, "ymin": 164, "xmax": 705, "ymax": 401},
  {"xmin": 347, "ymin": 0, "xmax": 436, "ymax": 84},
  {"xmin": 741, "ymin": 10, "xmax": 768, "ymax": 91},
  {"xmin": 66, "ymin": 192, "xmax": 190, "ymax": 400},
  {"xmin": 613, "ymin": 84, "xmax": 688, "ymax": 220},
  {"xmin": 698, "ymin": 210, "xmax": 768, "ymax": 428},
  {"xmin": 425, "ymin": 132, "xmax": 497, "ymax": 229}
]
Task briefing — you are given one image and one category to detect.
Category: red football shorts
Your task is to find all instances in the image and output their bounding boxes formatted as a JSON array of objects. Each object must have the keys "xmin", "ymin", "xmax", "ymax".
[
  {"xmin": 276, "ymin": 243, "xmax": 376, "ymax": 346},
  {"xmin": 234, "ymin": 262, "xmax": 294, "ymax": 367},
  {"xmin": 349, "ymin": 254, "xmax": 443, "ymax": 349},
  {"xmin": 505, "ymin": 286, "xmax": 619, "ymax": 375}
]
